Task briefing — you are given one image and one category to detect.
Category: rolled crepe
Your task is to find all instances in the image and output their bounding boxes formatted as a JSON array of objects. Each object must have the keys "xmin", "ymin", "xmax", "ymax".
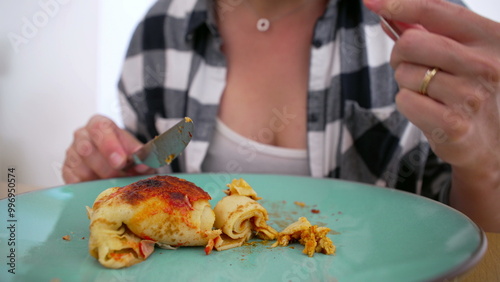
[
  {"xmin": 87, "ymin": 175, "xmax": 221, "ymax": 268},
  {"xmin": 213, "ymin": 179, "xmax": 278, "ymax": 251}
]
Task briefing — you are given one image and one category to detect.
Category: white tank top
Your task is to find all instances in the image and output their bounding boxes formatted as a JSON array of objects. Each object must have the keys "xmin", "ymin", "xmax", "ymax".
[{"xmin": 201, "ymin": 118, "xmax": 310, "ymax": 176}]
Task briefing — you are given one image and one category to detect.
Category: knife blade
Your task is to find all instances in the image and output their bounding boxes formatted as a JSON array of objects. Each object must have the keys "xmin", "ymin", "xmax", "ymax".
[{"xmin": 124, "ymin": 117, "xmax": 194, "ymax": 169}]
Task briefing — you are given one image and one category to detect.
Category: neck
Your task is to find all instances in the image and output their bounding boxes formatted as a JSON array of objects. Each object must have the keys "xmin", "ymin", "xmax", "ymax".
[
  {"xmin": 215, "ymin": 0, "xmax": 326, "ymax": 33},
  {"xmin": 245, "ymin": 0, "xmax": 307, "ymax": 18}
]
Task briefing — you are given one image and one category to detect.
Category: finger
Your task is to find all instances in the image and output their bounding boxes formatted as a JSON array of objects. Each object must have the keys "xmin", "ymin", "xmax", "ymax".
[
  {"xmin": 394, "ymin": 62, "xmax": 471, "ymax": 106},
  {"xmin": 62, "ymin": 165, "xmax": 81, "ymax": 184},
  {"xmin": 124, "ymin": 164, "xmax": 157, "ymax": 176},
  {"xmin": 134, "ymin": 164, "xmax": 156, "ymax": 174},
  {"xmin": 83, "ymin": 153, "xmax": 124, "ymax": 179},
  {"xmin": 364, "ymin": 0, "xmax": 493, "ymax": 43},
  {"xmin": 395, "ymin": 88, "xmax": 470, "ymax": 144},
  {"xmin": 63, "ymin": 148, "xmax": 83, "ymax": 184},
  {"xmin": 73, "ymin": 127, "xmax": 124, "ymax": 179},
  {"xmin": 114, "ymin": 127, "xmax": 154, "ymax": 174},
  {"xmin": 395, "ymin": 64, "xmax": 486, "ymax": 134},
  {"xmin": 391, "ymin": 28, "xmax": 499, "ymax": 83},
  {"xmin": 390, "ymin": 29, "xmax": 476, "ymax": 75},
  {"xmin": 116, "ymin": 128, "xmax": 144, "ymax": 155},
  {"xmin": 391, "ymin": 29, "xmax": 500, "ymax": 93},
  {"xmin": 62, "ymin": 147, "xmax": 99, "ymax": 183},
  {"xmin": 86, "ymin": 115, "xmax": 128, "ymax": 169}
]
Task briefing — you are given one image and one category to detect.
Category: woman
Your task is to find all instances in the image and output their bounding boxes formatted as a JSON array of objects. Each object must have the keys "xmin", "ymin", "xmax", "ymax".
[{"xmin": 63, "ymin": 0, "xmax": 500, "ymax": 231}]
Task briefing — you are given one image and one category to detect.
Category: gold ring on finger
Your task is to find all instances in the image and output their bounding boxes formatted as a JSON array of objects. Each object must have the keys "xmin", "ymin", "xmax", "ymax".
[{"xmin": 419, "ymin": 67, "xmax": 439, "ymax": 96}]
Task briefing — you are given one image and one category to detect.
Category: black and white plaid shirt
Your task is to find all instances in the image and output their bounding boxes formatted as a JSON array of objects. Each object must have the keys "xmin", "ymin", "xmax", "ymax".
[{"xmin": 118, "ymin": 0, "xmax": 461, "ymax": 201}]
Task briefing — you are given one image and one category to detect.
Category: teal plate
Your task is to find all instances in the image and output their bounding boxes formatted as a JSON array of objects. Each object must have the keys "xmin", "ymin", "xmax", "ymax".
[{"xmin": 0, "ymin": 174, "xmax": 486, "ymax": 282}]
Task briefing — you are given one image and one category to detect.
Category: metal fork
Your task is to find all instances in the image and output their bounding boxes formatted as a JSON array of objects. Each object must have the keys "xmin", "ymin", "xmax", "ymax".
[{"xmin": 379, "ymin": 16, "xmax": 401, "ymax": 40}]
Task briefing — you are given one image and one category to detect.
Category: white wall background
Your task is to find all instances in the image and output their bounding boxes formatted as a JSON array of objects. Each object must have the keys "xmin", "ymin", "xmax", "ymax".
[
  {"xmin": 0, "ymin": 0, "xmax": 155, "ymax": 194},
  {"xmin": 0, "ymin": 0, "xmax": 498, "ymax": 193}
]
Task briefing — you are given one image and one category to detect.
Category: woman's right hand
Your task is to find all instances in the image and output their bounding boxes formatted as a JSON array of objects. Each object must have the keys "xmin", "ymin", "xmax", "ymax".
[{"xmin": 62, "ymin": 115, "xmax": 156, "ymax": 183}]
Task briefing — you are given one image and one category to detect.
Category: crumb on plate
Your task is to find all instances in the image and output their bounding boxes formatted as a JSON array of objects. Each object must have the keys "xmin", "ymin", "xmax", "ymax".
[{"xmin": 294, "ymin": 201, "xmax": 306, "ymax": 207}]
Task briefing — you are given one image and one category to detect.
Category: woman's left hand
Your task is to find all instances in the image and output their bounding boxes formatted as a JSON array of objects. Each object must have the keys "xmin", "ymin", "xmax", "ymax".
[{"xmin": 364, "ymin": 0, "xmax": 500, "ymax": 231}]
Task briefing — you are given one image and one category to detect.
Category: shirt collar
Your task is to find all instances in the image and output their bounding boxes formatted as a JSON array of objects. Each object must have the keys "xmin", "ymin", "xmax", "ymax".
[{"xmin": 185, "ymin": 0, "xmax": 219, "ymax": 42}]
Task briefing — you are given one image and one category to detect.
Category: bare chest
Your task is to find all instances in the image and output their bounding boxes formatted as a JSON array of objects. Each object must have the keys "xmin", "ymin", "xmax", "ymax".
[{"xmin": 216, "ymin": 2, "xmax": 325, "ymax": 148}]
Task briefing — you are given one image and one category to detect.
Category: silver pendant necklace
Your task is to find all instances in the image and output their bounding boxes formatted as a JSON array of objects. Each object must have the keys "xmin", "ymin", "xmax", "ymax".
[{"xmin": 245, "ymin": 0, "xmax": 309, "ymax": 32}]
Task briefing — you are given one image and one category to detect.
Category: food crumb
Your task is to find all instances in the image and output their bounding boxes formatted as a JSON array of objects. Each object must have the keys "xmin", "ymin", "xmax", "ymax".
[
  {"xmin": 294, "ymin": 201, "xmax": 306, "ymax": 207},
  {"xmin": 311, "ymin": 209, "xmax": 320, "ymax": 214},
  {"xmin": 165, "ymin": 154, "xmax": 175, "ymax": 164},
  {"xmin": 62, "ymin": 235, "xmax": 71, "ymax": 241}
]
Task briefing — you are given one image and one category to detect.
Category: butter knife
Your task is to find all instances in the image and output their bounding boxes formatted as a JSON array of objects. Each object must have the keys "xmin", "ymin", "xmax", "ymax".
[{"xmin": 124, "ymin": 117, "xmax": 194, "ymax": 169}]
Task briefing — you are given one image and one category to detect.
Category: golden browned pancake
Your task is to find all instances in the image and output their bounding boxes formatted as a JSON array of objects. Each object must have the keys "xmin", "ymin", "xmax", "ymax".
[{"xmin": 87, "ymin": 175, "xmax": 221, "ymax": 268}]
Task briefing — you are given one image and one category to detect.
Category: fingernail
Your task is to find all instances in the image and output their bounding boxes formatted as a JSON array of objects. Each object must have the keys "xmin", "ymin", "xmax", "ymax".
[{"xmin": 110, "ymin": 152, "xmax": 124, "ymax": 169}]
